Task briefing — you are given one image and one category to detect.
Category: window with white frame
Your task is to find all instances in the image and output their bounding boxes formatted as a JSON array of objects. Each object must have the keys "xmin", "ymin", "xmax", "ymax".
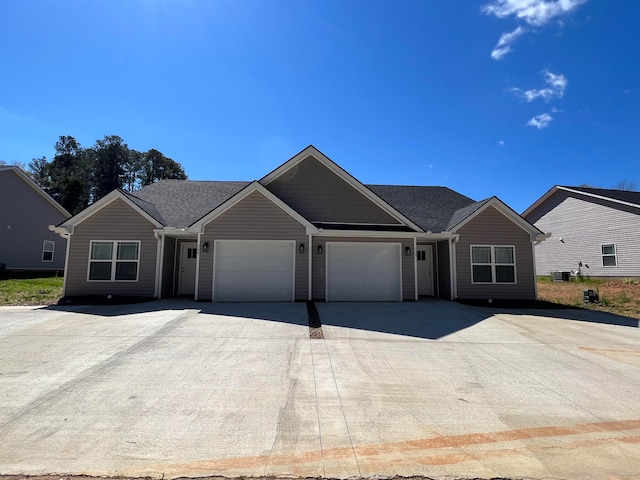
[
  {"xmin": 471, "ymin": 245, "xmax": 516, "ymax": 283},
  {"xmin": 601, "ymin": 243, "xmax": 617, "ymax": 267},
  {"xmin": 88, "ymin": 241, "xmax": 140, "ymax": 281},
  {"xmin": 42, "ymin": 240, "xmax": 55, "ymax": 262}
]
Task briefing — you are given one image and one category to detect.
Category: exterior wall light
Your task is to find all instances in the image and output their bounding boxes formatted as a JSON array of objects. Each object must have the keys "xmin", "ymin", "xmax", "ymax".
[
  {"xmin": 202, "ymin": 242, "xmax": 209, "ymax": 252},
  {"xmin": 299, "ymin": 243, "xmax": 305, "ymax": 254},
  {"xmin": 405, "ymin": 247, "xmax": 411, "ymax": 256},
  {"xmin": 317, "ymin": 245, "xmax": 323, "ymax": 255}
]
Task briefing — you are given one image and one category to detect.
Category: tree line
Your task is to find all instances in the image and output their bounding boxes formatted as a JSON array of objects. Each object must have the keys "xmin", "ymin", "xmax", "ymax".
[{"xmin": 27, "ymin": 135, "xmax": 187, "ymax": 215}]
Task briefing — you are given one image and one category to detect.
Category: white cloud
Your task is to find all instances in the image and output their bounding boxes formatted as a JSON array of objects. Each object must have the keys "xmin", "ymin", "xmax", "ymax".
[
  {"xmin": 498, "ymin": 140, "xmax": 505, "ymax": 146},
  {"xmin": 491, "ymin": 26, "xmax": 527, "ymax": 59},
  {"xmin": 512, "ymin": 70, "xmax": 567, "ymax": 102},
  {"xmin": 551, "ymin": 106, "xmax": 564, "ymax": 112},
  {"xmin": 483, "ymin": 0, "xmax": 587, "ymax": 27},
  {"xmin": 527, "ymin": 113, "xmax": 553, "ymax": 129}
]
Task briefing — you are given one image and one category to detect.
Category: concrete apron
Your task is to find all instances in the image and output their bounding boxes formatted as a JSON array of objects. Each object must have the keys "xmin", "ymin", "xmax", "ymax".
[{"xmin": 0, "ymin": 300, "xmax": 640, "ymax": 479}]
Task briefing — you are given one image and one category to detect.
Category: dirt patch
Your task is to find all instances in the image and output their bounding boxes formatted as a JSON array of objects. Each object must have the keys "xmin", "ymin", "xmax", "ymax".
[
  {"xmin": 306, "ymin": 300, "xmax": 324, "ymax": 339},
  {"xmin": 57, "ymin": 296, "xmax": 156, "ymax": 306}
]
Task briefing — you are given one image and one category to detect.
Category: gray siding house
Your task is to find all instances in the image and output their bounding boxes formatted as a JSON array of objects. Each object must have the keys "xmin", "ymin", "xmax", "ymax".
[
  {"xmin": 0, "ymin": 166, "xmax": 70, "ymax": 271},
  {"xmin": 523, "ymin": 186, "xmax": 640, "ymax": 278},
  {"xmin": 51, "ymin": 146, "xmax": 544, "ymax": 301}
]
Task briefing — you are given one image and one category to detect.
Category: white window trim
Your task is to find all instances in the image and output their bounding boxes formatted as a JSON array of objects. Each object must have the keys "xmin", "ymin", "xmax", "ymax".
[
  {"xmin": 601, "ymin": 243, "xmax": 618, "ymax": 268},
  {"xmin": 87, "ymin": 240, "xmax": 141, "ymax": 282},
  {"xmin": 470, "ymin": 245, "xmax": 517, "ymax": 284},
  {"xmin": 42, "ymin": 240, "xmax": 55, "ymax": 262}
]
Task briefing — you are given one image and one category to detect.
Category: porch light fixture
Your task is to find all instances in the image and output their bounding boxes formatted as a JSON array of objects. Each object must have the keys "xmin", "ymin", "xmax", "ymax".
[
  {"xmin": 317, "ymin": 245, "xmax": 323, "ymax": 255},
  {"xmin": 299, "ymin": 243, "xmax": 305, "ymax": 254},
  {"xmin": 405, "ymin": 247, "xmax": 411, "ymax": 256},
  {"xmin": 202, "ymin": 242, "xmax": 209, "ymax": 252}
]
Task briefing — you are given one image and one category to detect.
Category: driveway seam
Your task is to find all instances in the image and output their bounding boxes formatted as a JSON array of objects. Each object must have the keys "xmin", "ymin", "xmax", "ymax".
[
  {"xmin": 0, "ymin": 308, "xmax": 200, "ymax": 431},
  {"xmin": 308, "ymin": 336, "xmax": 326, "ymax": 477}
]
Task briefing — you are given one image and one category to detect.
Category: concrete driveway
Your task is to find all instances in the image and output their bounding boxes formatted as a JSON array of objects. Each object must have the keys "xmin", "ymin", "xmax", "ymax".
[{"xmin": 1, "ymin": 299, "xmax": 639, "ymax": 480}]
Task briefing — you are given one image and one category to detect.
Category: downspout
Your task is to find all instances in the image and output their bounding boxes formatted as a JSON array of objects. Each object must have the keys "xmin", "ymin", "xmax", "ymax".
[
  {"xmin": 434, "ymin": 241, "xmax": 439, "ymax": 298},
  {"xmin": 452, "ymin": 235, "xmax": 459, "ymax": 299},
  {"xmin": 413, "ymin": 237, "xmax": 418, "ymax": 301},
  {"xmin": 308, "ymin": 233, "xmax": 313, "ymax": 301},
  {"xmin": 153, "ymin": 231, "xmax": 163, "ymax": 299}
]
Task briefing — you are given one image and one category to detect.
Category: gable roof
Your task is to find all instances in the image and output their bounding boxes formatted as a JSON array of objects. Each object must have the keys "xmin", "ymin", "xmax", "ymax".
[
  {"xmin": 134, "ymin": 180, "xmax": 250, "ymax": 228},
  {"xmin": 189, "ymin": 181, "xmax": 319, "ymax": 234},
  {"xmin": 522, "ymin": 185, "xmax": 640, "ymax": 218},
  {"xmin": 261, "ymin": 145, "xmax": 425, "ymax": 232},
  {"xmin": 0, "ymin": 165, "xmax": 71, "ymax": 218},
  {"xmin": 367, "ymin": 185, "xmax": 477, "ymax": 232}
]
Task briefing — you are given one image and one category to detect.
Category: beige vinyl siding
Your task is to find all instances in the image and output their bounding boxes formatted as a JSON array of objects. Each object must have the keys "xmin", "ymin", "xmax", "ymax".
[
  {"xmin": 0, "ymin": 169, "xmax": 68, "ymax": 270},
  {"xmin": 198, "ymin": 191, "xmax": 308, "ymax": 301},
  {"xmin": 64, "ymin": 198, "xmax": 158, "ymax": 297},
  {"xmin": 436, "ymin": 240, "xmax": 451, "ymax": 299},
  {"xmin": 312, "ymin": 237, "xmax": 415, "ymax": 301},
  {"xmin": 161, "ymin": 236, "xmax": 176, "ymax": 297},
  {"xmin": 456, "ymin": 206, "xmax": 535, "ymax": 299},
  {"xmin": 525, "ymin": 190, "xmax": 640, "ymax": 277},
  {"xmin": 265, "ymin": 155, "xmax": 402, "ymax": 225}
]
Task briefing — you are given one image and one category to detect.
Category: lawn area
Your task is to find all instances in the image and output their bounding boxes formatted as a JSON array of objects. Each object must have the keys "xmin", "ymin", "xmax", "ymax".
[
  {"xmin": 0, "ymin": 272, "xmax": 64, "ymax": 306},
  {"xmin": 537, "ymin": 277, "xmax": 640, "ymax": 320}
]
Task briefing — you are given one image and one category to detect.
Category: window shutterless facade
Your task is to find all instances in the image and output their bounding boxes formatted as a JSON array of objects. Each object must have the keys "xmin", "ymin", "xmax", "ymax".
[
  {"xmin": 601, "ymin": 243, "xmax": 617, "ymax": 267},
  {"xmin": 471, "ymin": 245, "xmax": 516, "ymax": 283},
  {"xmin": 42, "ymin": 240, "xmax": 55, "ymax": 262},
  {"xmin": 88, "ymin": 241, "xmax": 140, "ymax": 281}
]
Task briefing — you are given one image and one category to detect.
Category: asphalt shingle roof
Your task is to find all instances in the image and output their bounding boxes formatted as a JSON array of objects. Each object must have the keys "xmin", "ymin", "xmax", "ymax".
[
  {"xmin": 563, "ymin": 186, "xmax": 640, "ymax": 206},
  {"xmin": 367, "ymin": 185, "xmax": 478, "ymax": 232},
  {"xmin": 133, "ymin": 180, "xmax": 250, "ymax": 228},
  {"xmin": 128, "ymin": 180, "xmax": 484, "ymax": 232}
]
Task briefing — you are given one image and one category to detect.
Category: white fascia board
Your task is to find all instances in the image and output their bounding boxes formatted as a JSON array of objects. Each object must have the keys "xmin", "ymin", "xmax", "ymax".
[
  {"xmin": 58, "ymin": 190, "xmax": 163, "ymax": 231},
  {"xmin": 5, "ymin": 166, "xmax": 71, "ymax": 218},
  {"xmin": 449, "ymin": 197, "xmax": 543, "ymax": 240},
  {"xmin": 559, "ymin": 186, "xmax": 640, "ymax": 210},
  {"xmin": 155, "ymin": 227, "xmax": 198, "ymax": 237},
  {"xmin": 189, "ymin": 182, "xmax": 319, "ymax": 234},
  {"xmin": 521, "ymin": 185, "xmax": 559, "ymax": 218},
  {"xmin": 259, "ymin": 145, "xmax": 424, "ymax": 232}
]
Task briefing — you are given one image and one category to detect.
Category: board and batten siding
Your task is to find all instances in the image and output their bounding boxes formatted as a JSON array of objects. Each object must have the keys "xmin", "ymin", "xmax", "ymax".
[
  {"xmin": 525, "ymin": 190, "xmax": 640, "ymax": 277},
  {"xmin": 265, "ymin": 155, "xmax": 402, "ymax": 225},
  {"xmin": 0, "ymin": 169, "xmax": 68, "ymax": 270},
  {"xmin": 198, "ymin": 191, "xmax": 308, "ymax": 301},
  {"xmin": 64, "ymin": 198, "xmax": 158, "ymax": 297},
  {"xmin": 456, "ymin": 206, "xmax": 536, "ymax": 299},
  {"xmin": 311, "ymin": 237, "xmax": 415, "ymax": 301}
]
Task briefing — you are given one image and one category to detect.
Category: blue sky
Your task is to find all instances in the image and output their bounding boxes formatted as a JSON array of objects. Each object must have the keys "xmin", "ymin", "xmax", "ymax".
[{"xmin": 1, "ymin": 0, "xmax": 638, "ymax": 213}]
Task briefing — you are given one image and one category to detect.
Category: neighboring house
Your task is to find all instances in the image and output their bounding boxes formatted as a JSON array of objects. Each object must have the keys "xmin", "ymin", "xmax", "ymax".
[
  {"xmin": 50, "ymin": 146, "xmax": 544, "ymax": 301},
  {"xmin": 523, "ymin": 185, "xmax": 640, "ymax": 278},
  {"xmin": 0, "ymin": 165, "xmax": 70, "ymax": 271}
]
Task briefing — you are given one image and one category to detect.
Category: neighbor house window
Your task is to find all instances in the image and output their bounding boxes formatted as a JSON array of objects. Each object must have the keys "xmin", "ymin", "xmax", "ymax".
[
  {"xmin": 42, "ymin": 240, "xmax": 55, "ymax": 262},
  {"xmin": 471, "ymin": 245, "xmax": 516, "ymax": 283},
  {"xmin": 88, "ymin": 241, "xmax": 140, "ymax": 281},
  {"xmin": 601, "ymin": 243, "xmax": 617, "ymax": 267}
]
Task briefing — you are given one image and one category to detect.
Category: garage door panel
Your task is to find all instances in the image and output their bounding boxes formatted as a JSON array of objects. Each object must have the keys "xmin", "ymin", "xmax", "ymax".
[
  {"xmin": 327, "ymin": 242, "xmax": 401, "ymax": 302},
  {"xmin": 214, "ymin": 241, "xmax": 294, "ymax": 302}
]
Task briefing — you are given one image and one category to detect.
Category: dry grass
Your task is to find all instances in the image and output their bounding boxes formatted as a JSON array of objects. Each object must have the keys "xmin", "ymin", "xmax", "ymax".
[{"xmin": 538, "ymin": 277, "xmax": 640, "ymax": 320}]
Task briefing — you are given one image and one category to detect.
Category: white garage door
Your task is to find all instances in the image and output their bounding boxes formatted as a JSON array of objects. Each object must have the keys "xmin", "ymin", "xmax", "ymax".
[
  {"xmin": 326, "ymin": 242, "xmax": 402, "ymax": 301},
  {"xmin": 214, "ymin": 240, "xmax": 295, "ymax": 302}
]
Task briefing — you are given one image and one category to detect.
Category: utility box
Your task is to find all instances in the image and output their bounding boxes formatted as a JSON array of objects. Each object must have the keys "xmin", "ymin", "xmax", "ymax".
[{"xmin": 584, "ymin": 289, "xmax": 598, "ymax": 303}]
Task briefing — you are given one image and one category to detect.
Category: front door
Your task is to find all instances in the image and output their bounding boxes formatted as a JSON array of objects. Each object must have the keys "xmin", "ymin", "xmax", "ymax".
[
  {"xmin": 178, "ymin": 242, "xmax": 198, "ymax": 295},
  {"xmin": 417, "ymin": 245, "xmax": 433, "ymax": 296}
]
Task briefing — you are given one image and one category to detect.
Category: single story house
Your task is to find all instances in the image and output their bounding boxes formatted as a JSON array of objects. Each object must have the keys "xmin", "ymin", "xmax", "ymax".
[
  {"xmin": 51, "ymin": 146, "xmax": 544, "ymax": 301},
  {"xmin": 523, "ymin": 185, "xmax": 640, "ymax": 278},
  {"xmin": 0, "ymin": 165, "xmax": 70, "ymax": 271}
]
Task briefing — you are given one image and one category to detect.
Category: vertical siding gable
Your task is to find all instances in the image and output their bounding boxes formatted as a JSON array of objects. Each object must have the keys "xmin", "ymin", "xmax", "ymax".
[
  {"xmin": 65, "ymin": 198, "xmax": 158, "ymax": 296},
  {"xmin": 456, "ymin": 206, "xmax": 535, "ymax": 299},
  {"xmin": 530, "ymin": 191, "xmax": 640, "ymax": 277},
  {"xmin": 0, "ymin": 169, "xmax": 68, "ymax": 270},
  {"xmin": 265, "ymin": 155, "xmax": 402, "ymax": 225},
  {"xmin": 198, "ymin": 190, "xmax": 308, "ymax": 300}
]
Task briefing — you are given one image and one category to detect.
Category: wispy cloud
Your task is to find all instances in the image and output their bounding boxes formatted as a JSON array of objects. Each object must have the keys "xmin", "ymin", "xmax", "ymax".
[
  {"xmin": 510, "ymin": 70, "xmax": 567, "ymax": 102},
  {"xmin": 483, "ymin": 0, "xmax": 587, "ymax": 27},
  {"xmin": 491, "ymin": 26, "xmax": 526, "ymax": 60},
  {"xmin": 527, "ymin": 113, "xmax": 553, "ymax": 129},
  {"xmin": 497, "ymin": 140, "xmax": 505, "ymax": 146}
]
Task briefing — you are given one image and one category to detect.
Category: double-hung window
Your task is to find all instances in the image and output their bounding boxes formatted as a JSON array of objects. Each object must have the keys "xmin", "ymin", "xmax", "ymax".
[
  {"xmin": 42, "ymin": 240, "xmax": 55, "ymax": 262},
  {"xmin": 601, "ymin": 243, "xmax": 617, "ymax": 267},
  {"xmin": 471, "ymin": 245, "xmax": 516, "ymax": 283},
  {"xmin": 89, "ymin": 241, "xmax": 140, "ymax": 281}
]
